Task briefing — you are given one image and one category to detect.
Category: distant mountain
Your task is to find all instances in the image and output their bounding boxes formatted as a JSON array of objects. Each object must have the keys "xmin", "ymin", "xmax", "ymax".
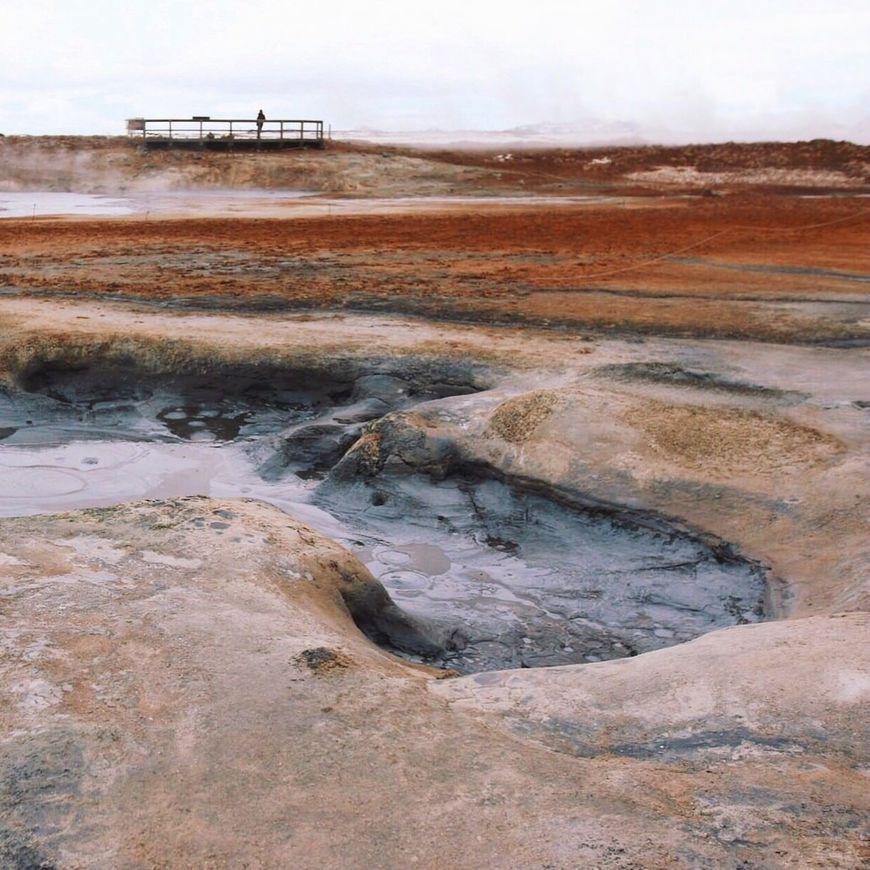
[
  {"xmin": 334, "ymin": 121, "xmax": 648, "ymax": 148},
  {"xmin": 334, "ymin": 115, "xmax": 869, "ymax": 148},
  {"xmin": 502, "ymin": 120, "xmax": 646, "ymax": 145}
]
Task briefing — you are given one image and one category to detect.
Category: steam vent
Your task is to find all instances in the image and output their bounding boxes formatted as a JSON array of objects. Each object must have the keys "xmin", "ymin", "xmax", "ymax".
[{"xmin": 0, "ymin": 132, "xmax": 867, "ymax": 867}]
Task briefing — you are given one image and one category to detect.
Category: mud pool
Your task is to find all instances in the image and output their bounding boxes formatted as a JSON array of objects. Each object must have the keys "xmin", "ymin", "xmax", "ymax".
[
  {"xmin": 0, "ymin": 191, "xmax": 612, "ymax": 221},
  {"xmin": 0, "ymin": 366, "xmax": 767, "ymax": 672},
  {"xmin": 0, "ymin": 192, "xmax": 136, "ymax": 218}
]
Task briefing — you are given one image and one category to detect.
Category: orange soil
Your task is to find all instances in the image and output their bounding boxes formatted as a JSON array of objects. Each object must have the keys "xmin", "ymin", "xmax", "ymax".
[{"xmin": 1, "ymin": 194, "xmax": 867, "ymax": 343}]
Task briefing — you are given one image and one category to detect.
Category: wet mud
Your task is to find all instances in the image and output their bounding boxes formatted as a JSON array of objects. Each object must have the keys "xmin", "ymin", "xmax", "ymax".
[
  {"xmin": 316, "ymin": 470, "xmax": 766, "ymax": 671},
  {"xmin": 0, "ymin": 355, "xmax": 768, "ymax": 672}
]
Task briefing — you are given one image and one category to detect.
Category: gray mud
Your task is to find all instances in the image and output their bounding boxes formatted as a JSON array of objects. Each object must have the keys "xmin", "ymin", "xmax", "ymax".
[
  {"xmin": 315, "ymin": 470, "xmax": 765, "ymax": 671},
  {"xmin": 595, "ymin": 361, "xmax": 806, "ymax": 401},
  {"xmin": 668, "ymin": 257, "xmax": 870, "ymax": 284},
  {"xmin": 0, "ymin": 357, "xmax": 767, "ymax": 673}
]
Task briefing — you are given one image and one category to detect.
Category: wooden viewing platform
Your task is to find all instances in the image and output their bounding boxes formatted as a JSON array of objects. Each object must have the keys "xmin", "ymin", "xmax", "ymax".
[{"xmin": 126, "ymin": 117, "xmax": 325, "ymax": 150}]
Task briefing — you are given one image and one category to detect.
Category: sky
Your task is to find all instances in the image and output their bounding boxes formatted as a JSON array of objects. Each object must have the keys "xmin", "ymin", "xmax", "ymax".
[{"xmin": 1, "ymin": 0, "xmax": 868, "ymax": 142}]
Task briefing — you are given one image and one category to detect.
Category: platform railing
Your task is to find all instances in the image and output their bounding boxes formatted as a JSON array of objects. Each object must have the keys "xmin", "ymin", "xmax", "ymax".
[{"xmin": 126, "ymin": 118, "xmax": 324, "ymax": 143}]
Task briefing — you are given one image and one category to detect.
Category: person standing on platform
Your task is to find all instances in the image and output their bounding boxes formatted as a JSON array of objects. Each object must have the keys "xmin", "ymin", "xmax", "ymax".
[{"xmin": 256, "ymin": 109, "xmax": 266, "ymax": 139}]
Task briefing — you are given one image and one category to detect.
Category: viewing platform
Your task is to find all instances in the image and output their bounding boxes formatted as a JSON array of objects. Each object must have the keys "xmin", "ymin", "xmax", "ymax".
[{"xmin": 126, "ymin": 117, "xmax": 325, "ymax": 150}]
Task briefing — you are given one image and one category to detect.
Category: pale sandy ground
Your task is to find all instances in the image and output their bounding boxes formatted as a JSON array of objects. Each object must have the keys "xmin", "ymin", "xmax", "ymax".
[{"xmin": 626, "ymin": 166, "xmax": 867, "ymax": 188}]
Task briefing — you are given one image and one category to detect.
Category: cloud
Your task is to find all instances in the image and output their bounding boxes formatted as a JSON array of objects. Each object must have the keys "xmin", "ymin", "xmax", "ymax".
[{"xmin": 0, "ymin": 0, "xmax": 867, "ymax": 141}]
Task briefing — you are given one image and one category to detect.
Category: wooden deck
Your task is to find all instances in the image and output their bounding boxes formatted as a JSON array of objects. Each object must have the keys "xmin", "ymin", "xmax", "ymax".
[{"xmin": 127, "ymin": 117, "xmax": 325, "ymax": 150}]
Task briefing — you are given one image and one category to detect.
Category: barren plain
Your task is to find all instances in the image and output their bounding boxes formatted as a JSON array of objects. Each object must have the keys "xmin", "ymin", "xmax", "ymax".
[{"xmin": 0, "ymin": 136, "xmax": 868, "ymax": 868}]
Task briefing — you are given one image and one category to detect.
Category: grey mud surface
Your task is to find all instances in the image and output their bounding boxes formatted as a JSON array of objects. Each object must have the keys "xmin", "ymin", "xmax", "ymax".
[{"xmin": 0, "ymin": 356, "xmax": 767, "ymax": 673}]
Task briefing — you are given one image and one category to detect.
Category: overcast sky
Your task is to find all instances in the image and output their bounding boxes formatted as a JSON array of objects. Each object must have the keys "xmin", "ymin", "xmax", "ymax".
[{"xmin": 1, "ymin": 0, "xmax": 868, "ymax": 142}]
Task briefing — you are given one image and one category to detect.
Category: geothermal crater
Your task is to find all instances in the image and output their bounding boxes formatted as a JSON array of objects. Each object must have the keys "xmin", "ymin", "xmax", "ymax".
[{"xmin": 0, "ymin": 352, "xmax": 767, "ymax": 673}]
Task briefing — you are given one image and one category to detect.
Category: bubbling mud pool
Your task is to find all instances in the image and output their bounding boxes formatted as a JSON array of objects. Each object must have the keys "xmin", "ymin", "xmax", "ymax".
[{"xmin": 0, "ymin": 362, "xmax": 767, "ymax": 672}]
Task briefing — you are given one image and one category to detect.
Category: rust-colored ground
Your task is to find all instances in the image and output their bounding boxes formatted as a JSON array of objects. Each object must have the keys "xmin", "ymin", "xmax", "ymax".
[{"xmin": 1, "ymin": 194, "xmax": 866, "ymax": 343}]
